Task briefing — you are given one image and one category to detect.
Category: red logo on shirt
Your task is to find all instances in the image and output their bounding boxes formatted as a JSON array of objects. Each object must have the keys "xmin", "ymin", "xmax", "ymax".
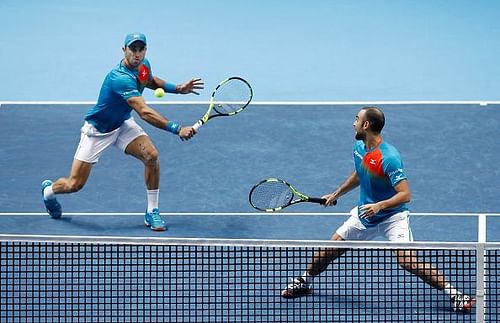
[
  {"xmin": 363, "ymin": 149, "xmax": 385, "ymax": 178},
  {"xmin": 138, "ymin": 64, "xmax": 150, "ymax": 85}
]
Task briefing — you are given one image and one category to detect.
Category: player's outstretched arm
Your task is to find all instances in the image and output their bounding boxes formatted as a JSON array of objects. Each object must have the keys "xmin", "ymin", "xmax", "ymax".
[
  {"xmin": 147, "ymin": 76, "xmax": 204, "ymax": 95},
  {"xmin": 127, "ymin": 96, "xmax": 195, "ymax": 140},
  {"xmin": 176, "ymin": 77, "xmax": 204, "ymax": 95}
]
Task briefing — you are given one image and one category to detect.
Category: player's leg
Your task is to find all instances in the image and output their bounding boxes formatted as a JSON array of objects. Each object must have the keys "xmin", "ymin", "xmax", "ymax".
[
  {"xmin": 308, "ymin": 233, "xmax": 347, "ymax": 276},
  {"xmin": 386, "ymin": 212, "xmax": 475, "ymax": 313},
  {"xmin": 281, "ymin": 232, "xmax": 347, "ymax": 299},
  {"xmin": 387, "ymin": 213, "xmax": 448, "ymax": 288},
  {"xmin": 124, "ymin": 135, "xmax": 165, "ymax": 231},
  {"xmin": 119, "ymin": 118, "xmax": 165, "ymax": 231},
  {"xmin": 124, "ymin": 134, "xmax": 159, "ymax": 190},
  {"xmin": 41, "ymin": 122, "xmax": 111, "ymax": 218},
  {"xmin": 52, "ymin": 159, "xmax": 93, "ymax": 193},
  {"xmin": 42, "ymin": 160, "xmax": 93, "ymax": 218},
  {"xmin": 282, "ymin": 207, "xmax": 373, "ymax": 298},
  {"xmin": 395, "ymin": 249, "xmax": 447, "ymax": 289},
  {"xmin": 395, "ymin": 249, "xmax": 475, "ymax": 312}
]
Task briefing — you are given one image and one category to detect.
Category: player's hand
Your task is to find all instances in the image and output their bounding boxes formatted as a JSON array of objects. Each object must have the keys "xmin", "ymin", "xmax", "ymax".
[
  {"xmin": 322, "ymin": 192, "xmax": 338, "ymax": 206},
  {"xmin": 359, "ymin": 203, "xmax": 381, "ymax": 218},
  {"xmin": 178, "ymin": 127, "xmax": 196, "ymax": 141},
  {"xmin": 177, "ymin": 78, "xmax": 204, "ymax": 95}
]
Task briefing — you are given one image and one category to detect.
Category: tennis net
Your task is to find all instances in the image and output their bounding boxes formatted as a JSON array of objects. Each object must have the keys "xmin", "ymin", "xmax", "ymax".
[{"xmin": 0, "ymin": 235, "xmax": 498, "ymax": 322}]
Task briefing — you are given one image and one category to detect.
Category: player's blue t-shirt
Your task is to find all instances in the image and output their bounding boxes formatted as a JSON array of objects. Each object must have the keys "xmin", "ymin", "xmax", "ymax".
[
  {"xmin": 353, "ymin": 140, "xmax": 408, "ymax": 227},
  {"xmin": 85, "ymin": 59, "xmax": 153, "ymax": 133}
]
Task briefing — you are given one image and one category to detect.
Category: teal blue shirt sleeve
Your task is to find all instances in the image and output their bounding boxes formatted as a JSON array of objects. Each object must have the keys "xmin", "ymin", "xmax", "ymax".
[
  {"xmin": 112, "ymin": 73, "xmax": 142, "ymax": 100},
  {"xmin": 382, "ymin": 149, "xmax": 407, "ymax": 186},
  {"xmin": 113, "ymin": 58, "xmax": 153, "ymax": 100}
]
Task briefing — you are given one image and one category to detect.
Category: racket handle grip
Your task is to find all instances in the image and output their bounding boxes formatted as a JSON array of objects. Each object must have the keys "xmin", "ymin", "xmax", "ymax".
[
  {"xmin": 309, "ymin": 198, "xmax": 337, "ymax": 206},
  {"xmin": 192, "ymin": 120, "xmax": 203, "ymax": 132},
  {"xmin": 309, "ymin": 197, "xmax": 327, "ymax": 205}
]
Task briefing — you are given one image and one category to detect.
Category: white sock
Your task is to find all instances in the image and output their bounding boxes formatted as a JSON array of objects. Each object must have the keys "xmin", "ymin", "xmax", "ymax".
[
  {"xmin": 147, "ymin": 189, "xmax": 159, "ymax": 213},
  {"xmin": 443, "ymin": 282, "xmax": 460, "ymax": 297},
  {"xmin": 43, "ymin": 185, "xmax": 55, "ymax": 200},
  {"xmin": 301, "ymin": 271, "xmax": 314, "ymax": 285}
]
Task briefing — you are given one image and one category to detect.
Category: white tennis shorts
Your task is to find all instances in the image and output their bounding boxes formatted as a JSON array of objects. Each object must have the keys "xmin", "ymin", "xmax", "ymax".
[
  {"xmin": 74, "ymin": 117, "xmax": 147, "ymax": 163},
  {"xmin": 336, "ymin": 207, "xmax": 413, "ymax": 242}
]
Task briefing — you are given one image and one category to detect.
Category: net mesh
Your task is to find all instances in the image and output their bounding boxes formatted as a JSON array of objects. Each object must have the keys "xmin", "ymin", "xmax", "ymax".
[
  {"xmin": 249, "ymin": 181, "xmax": 294, "ymax": 210},
  {"xmin": 486, "ymin": 249, "xmax": 500, "ymax": 322},
  {"xmin": 0, "ymin": 238, "xmax": 497, "ymax": 323}
]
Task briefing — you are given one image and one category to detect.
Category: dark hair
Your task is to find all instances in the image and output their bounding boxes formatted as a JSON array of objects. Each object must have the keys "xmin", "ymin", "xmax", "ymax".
[{"xmin": 362, "ymin": 107, "xmax": 385, "ymax": 134}]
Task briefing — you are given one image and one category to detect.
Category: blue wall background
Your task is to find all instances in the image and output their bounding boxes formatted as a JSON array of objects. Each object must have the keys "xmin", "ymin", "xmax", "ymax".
[{"xmin": 1, "ymin": 0, "xmax": 499, "ymax": 102}]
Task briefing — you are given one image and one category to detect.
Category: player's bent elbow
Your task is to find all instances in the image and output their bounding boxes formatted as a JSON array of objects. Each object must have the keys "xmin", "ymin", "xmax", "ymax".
[
  {"xmin": 403, "ymin": 191, "xmax": 412, "ymax": 203},
  {"xmin": 138, "ymin": 109, "xmax": 155, "ymax": 122}
]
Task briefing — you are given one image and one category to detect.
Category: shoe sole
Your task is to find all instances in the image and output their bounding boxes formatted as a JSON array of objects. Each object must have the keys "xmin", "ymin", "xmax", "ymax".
[
  {"xmin": 458, "ymin": 299, "xmax": 476, "ymax": 313},
  {"xmin": 281, "ymin": 288, "xmax": 313, "ymax": 299},
  {"xmin": 47, "ymin": 210, "xmax": 62, "ymax": 219},
  {"xmin": 144, "ymin": 220, "xmax": 167, "ymax": 231},
  {"xmin": 44, "ymin": 201, "xmax": 62, "ymax": 219}
]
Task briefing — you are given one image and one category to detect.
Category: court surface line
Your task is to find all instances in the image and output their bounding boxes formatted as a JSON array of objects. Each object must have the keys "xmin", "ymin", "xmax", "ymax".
[
  {"xmin": 1, "ymin": 212, "xmax": 499, "ymax": 216},
  {"xmin": 0, "ymin": 100, "xmax": 497, "ymax": 106}
]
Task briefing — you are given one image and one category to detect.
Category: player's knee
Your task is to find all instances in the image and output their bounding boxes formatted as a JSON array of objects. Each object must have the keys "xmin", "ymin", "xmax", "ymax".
[
  {"xmin": 67, "ymin": 179, "xmax": 85, "ymax": 193},
  {"xmin": 143, "ymin": 148, "xmax": 159, "ymax": 165}
]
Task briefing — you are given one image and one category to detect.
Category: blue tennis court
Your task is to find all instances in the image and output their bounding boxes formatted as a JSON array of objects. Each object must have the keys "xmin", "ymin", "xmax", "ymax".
[
  {"xmin": 1, "ymin": 102, "xmax": 499, "ymax": 322},
  {"xmin": 0, "ymin": 103, "xmax": 498, "ymax": 239},
  {"xmin": 1, "ymin": 1, "xmax": 500, "ymax": 321}
]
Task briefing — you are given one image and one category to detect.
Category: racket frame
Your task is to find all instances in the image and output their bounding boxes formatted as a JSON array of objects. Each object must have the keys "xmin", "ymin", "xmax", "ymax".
[
  {"xmin": 193, "ymin": 76, "xmax": 253, "ymax": 131},
  {"xmin": 249, "ymin": 178, "xmax": 327, "ymax": 212}
]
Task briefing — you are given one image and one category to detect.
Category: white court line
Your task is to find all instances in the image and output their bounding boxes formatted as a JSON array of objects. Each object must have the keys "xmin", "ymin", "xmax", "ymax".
[
  {"xmin": 0, "ymin": 212, "xmax": 499, "ymax": 216},
  {"xmin": 0, "ymin": 100, "xmax": 498, "ymax": 106},
  {"xmin": 0, "ymin": 212, "xmax": 345, "ymax": 216}
]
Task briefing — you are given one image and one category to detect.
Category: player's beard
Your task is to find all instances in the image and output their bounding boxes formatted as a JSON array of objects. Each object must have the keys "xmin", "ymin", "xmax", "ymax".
[{"xmin": 355, "ymin": 129, "xmax": 366, "ymax": 141}]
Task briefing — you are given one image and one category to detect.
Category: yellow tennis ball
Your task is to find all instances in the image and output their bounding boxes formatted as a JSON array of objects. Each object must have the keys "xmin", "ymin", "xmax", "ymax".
[{"xmin": 154, "ymin": 88, "xmax": 165, "ymax": 98}]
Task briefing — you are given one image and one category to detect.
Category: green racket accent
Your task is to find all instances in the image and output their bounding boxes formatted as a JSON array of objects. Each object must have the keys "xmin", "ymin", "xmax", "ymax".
[{"xmin": 200, "ymin": 97, "xmax": 215, "ymax": 124}]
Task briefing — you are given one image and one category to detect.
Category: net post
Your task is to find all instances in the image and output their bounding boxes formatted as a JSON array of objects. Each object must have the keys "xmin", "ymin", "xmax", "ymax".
[
  {"xmin": 475, "ymin": 213, "xmax": 487, "ymax": 323},
  {"xmin": 478, "ymin": 213, "xmax": 487, "ymax": 243}
]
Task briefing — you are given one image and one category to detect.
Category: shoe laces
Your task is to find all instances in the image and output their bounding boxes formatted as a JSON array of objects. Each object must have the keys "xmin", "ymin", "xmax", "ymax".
[
  {"xmin": 149, "ymin": 209, "xmax": 163, "ymax": 223},
  {"xmin": 288, "ymin": 277, "xmax": 307, "ymax": 289}
]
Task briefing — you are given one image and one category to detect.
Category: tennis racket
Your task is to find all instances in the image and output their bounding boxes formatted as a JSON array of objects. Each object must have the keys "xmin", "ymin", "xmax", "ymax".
[
  {"xmin": 249, "ymin": 178, "xmax": 337, "ymax": 212},
  {"xmin": 192, "ymin": 76, "xmax": 253, "ymax": 131}
]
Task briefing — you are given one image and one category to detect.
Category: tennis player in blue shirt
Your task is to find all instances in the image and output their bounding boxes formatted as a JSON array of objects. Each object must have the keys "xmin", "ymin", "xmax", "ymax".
[
  {"xmin": 41, "ymin": 33, "xmax": 203, "ymax": 231},
  {"xmin": 281, "ymin": 107, "xmax": 475, "ymax": 313}
]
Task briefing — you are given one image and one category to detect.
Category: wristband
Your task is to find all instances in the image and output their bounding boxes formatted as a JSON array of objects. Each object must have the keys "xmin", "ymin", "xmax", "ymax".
[
  {"xmin": 165, "ymin": 121, "xmax": 181, "ymax": 135},
  {"xmin": 163, "ymin": 82, "xmax": 177, "ymax": 94}
]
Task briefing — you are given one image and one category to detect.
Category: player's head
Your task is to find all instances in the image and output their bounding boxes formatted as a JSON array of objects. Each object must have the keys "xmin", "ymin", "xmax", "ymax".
[
  {"xmin": 354, "ymin": 106, "xmax": 385, "ymax": 140},
  {"xmin": 122, "ymin": 33, "xmax": 147, "ymax": 68}
]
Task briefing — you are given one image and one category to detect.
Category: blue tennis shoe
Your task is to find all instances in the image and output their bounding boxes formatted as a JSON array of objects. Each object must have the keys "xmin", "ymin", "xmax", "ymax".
[
  {"xmin": 144, "ymin": 208, "xmax": 167, "ymax": 231},
  {"xmin": 41, "ymin": 180, "xmax": 62, "ymax": 219}
]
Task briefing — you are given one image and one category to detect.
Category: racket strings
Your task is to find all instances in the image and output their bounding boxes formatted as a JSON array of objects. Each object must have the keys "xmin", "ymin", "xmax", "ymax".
[
  {"xmin": 213, "ymin": 79, "xmax": 252, "ymax": 114},
  {"xmin": 250, "ymin": 181, "xmax": 294, "ymax": 210}
]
